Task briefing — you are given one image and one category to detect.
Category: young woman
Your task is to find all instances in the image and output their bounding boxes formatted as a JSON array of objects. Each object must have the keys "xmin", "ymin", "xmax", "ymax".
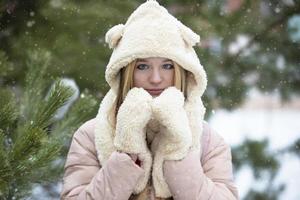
[{"xmin": 61, "ymin": 1, "xmax": 238, "ymax": 199}]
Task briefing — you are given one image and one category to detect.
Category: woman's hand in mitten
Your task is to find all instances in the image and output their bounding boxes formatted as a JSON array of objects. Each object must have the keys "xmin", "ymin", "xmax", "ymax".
[
  {"xmin": 114, "ymin": 87, "xmax": 153, "ymax": 162},
  {"xmin": 151, "ymin": 87, "xmax": 193, "ymax": 197},
  {"xmin": 152, "ymin": 87, "xmax": 192, "ymax": 159}
]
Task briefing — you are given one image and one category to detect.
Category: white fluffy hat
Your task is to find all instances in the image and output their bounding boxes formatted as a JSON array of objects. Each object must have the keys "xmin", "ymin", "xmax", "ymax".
[
  {"xmin": 95, "ymin": 0, "xmax": 207, "ymax": 198},
  {"xmin": 105, "ymin": 0, "xmax": 207, "ymax": 96}
]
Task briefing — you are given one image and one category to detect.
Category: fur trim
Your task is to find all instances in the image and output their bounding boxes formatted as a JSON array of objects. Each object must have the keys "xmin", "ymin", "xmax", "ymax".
[
  {"xmin": 94, "ymin": 88, "xmax": 205, "ymax": 197},
  {"xmin": 114, "ymin": 88, "xmax": 152, "ymax": 153},
  {"xmin": 95, "ymin": 0, "xmax": 206, "ymax": 198},
  {"xmin": 114, "ymin": 88, "xmax": 153, "ymax": 193},
  {"xmin": 179, "ymin": 22, "xmax": 200, "ymax": 47},
  {"xmin": 94, "ymin": 89, "xmax": 116, "ymax": 163},
  {"xmin": 152, "ymin": 87, "xmax": 192, "ymax": 160},
  {"xmin": 105, "ymin": 24, "xmax": 125, "ymax": 49},
  {"xmin": 151, "ymin": 88, "xmax": 192, "ymax": 197}
]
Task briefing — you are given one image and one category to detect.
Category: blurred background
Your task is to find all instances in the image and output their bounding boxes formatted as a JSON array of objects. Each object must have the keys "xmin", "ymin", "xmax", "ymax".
[{"xmin": 0, "ymin": 0, "xmax": 299, "ymax": 199}]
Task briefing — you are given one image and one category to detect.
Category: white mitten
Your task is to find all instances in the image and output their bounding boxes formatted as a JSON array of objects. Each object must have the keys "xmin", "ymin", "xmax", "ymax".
[
  {"xmin": 114, "ymin": 87, "xmax": 153, "ymax": 194},
  {"xmin": 151, "ymin": 87, "xmax": 192, "ymax": 198}
]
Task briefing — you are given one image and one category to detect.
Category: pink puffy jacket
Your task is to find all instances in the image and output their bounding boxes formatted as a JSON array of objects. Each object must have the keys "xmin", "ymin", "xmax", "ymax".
[{"xmin": 61, "ymin": 118, "xmax": 238, "ymax": 199}]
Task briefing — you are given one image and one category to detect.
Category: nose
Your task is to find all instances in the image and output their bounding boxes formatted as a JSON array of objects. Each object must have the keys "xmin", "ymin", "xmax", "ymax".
[{"xmin": 149, "ymin": 68, "xmax": 162, "ymax": 84}]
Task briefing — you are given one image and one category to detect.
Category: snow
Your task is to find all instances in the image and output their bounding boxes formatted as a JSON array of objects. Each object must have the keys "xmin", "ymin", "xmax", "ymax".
[
  {"xmin": 208, "ymin": 89, "xmax": 300, "ymax": 200},
  {"xmin": 228, "ymin": 34, "xmax": 250, "ymax": 55},
  {"xmin": 209, "ymin": 108, "xmax": 300, "ymax": 150},
  {"xmin": 288, "ymin": 15, "xmax": 300, "ymax": 42},
  {"xmin": 53, "ymin": 78, "xmax": 79, "ymax": 119}
]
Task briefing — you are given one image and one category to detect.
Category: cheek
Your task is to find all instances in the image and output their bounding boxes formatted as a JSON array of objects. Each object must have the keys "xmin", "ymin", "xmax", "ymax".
[
  {"xmin": 133, "ymin": 71, "xmax": 146, "ymax": 87},
  {"xmin": 164, "ymin": 70, "xmax": 175, "ymax": 85}
]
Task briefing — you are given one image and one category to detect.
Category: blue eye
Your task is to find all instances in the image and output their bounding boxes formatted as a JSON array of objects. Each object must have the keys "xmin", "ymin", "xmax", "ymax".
[
  {"xmin": 136, "ymin": 64, "xmax": 149, "ymax": 70},
  {"xmin": 163, "ymin": 64, "xmax": 174, "ymax": 70}
]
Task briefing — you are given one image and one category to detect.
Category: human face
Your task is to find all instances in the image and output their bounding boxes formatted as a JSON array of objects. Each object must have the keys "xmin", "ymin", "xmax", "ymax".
[{"xmin": 133, "ymin": 57, "xmax": 175, "ymax": 97}]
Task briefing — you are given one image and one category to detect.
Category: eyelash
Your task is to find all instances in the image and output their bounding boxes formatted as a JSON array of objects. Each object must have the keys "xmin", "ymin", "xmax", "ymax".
[
  {"xmin": 136, "ymin": 64, "xmax": 174, "ymax": 70},
  {"xmin": 163, "ymin": 64, "xmax": 174, "ymax": 69},
  {"xmin": 136, "ymin": 64, "xmax": 149, "ymax": 70}
]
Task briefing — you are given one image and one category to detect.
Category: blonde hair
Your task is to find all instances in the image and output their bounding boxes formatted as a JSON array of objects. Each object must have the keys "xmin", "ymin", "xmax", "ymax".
[{"xmin": 108, "ymin": 59, "xmax": 187, "ymax": 127}]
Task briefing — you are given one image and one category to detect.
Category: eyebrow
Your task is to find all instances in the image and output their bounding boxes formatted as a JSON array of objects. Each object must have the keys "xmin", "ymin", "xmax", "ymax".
[{"xmin": 136, "ymin": 58, "xmax": 172, "ymax": 62}]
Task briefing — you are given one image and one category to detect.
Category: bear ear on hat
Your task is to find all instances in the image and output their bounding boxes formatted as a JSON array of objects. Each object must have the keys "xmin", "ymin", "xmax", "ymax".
[
  {"xmin": 178, "ymin": 23, "xmax": 200, "ymax": 47},
  {"xmin": 105, "ymin": 24, "xmax": 125, "ymax": 49}
]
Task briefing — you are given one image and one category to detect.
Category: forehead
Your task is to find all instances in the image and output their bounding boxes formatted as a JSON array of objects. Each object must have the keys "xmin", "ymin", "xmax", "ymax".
[{"xmin": 136, "ymin": 57, "xmax": 172, "ymax": 63}]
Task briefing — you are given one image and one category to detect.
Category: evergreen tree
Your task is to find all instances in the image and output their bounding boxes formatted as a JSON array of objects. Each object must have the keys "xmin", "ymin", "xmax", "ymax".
[{"xmin": 0, "ymin": 50, "xmax": 97, "ymax": 199}]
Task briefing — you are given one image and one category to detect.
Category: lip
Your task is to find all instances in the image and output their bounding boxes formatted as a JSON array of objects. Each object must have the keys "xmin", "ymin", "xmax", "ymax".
[{"xmin": 146, "ymin": 89, "xmax": 164, "ymax": 96}]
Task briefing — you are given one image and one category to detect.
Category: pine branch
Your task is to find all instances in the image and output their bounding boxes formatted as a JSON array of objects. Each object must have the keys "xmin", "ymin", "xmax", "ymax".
[
  {"xmin": 0, "ymin": 51, "xmax": 14, "ymax": 79},
  {"xmin": 31, "ymin": 80, "xmax": 74, "ymax": 129},
  {"xmin": 7, "ymin": 80, "xmax": 74, "ymax": 185},
  {"xmin": 9, "ymin": 126, "xmax": 45, "ymax": 172},
  {"xmin": 42, "ymin": 90, "xmax": 98, "ymax": 183},
  {"xmin": 0, "ymin": 88, "xmax": 18, "ymax": 131},
  {"xmin": 12, "ymin": 136, "xmax": 61, "ymax": 186},
  {"xmin": 0, "ymin": 130, "xmax": 10, "ymax": 191},
  {"xmin": 0, "ymin": 50, "xmax": 77, "ymax": 198},
  {"xmin": 20, "ymin": 50, "xmax": 51, "ymax": 125},
  {"xmin": 52, "ymin": 90, "xmax": 98, "ymax": 140}
]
